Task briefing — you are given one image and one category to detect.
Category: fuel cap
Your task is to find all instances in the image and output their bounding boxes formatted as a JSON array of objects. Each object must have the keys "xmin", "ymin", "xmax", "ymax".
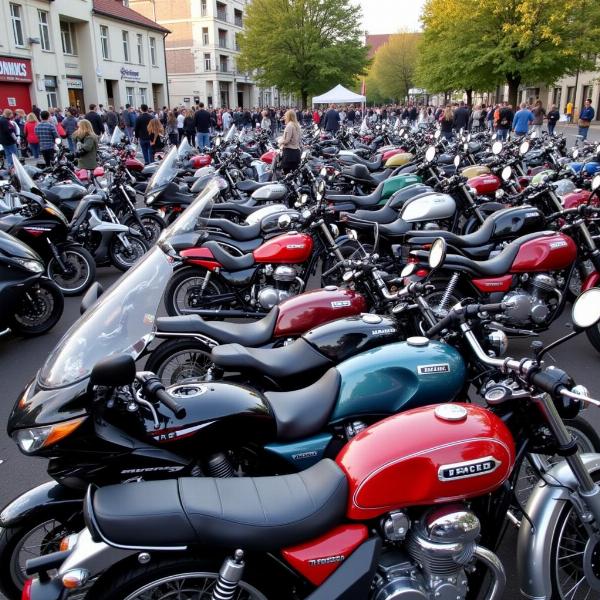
[
  {"xmin": 362, "ymin": 314, "xmax": 382, "ymax": 324},
  {"xmin": 406, "ymin": 336, "xmax": 429, "ymax": 347},
  {"xmin": 434, "ymin": 405, "xmax": 468, "ymax": 422},
  {"xmin": 324, "ymin": 286, "xmax": 338, "ymax": 291}
]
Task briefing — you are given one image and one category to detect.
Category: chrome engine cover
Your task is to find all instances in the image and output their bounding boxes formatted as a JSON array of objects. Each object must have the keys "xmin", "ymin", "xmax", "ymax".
[
  {"xmin": 257, "ymin": 286, "xmax": 292, "ymax": 309},
  {"xmin": 273, "ymin": 266, "xmax": 297, "ymax": 282}
]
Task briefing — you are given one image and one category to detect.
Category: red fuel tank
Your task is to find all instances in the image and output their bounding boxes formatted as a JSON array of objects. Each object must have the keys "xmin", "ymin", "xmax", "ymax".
[
  {"xmin": 261, "ymin": 150, "xmax": 277, "ymax": 164},
  {"xmin": 125, "ymin": 157, "xmax": 144, "ymax": 171},
  {"xmin": 274, "ymin": 287, "xmax": 366, "ymax": 337},
  {"xmin": 189, "ymin": 154, "xmax": 212, "ymax": 168},
  {"xmin": 510, "ymin": 232, "xmax": 577, "ymax": 273},
  {"xmin": 336, "ymin": 404, "xmax": 515, "ymax": 520},
  {"xmin": 253, "ymin": 232, "xmax": 313, "ymax": 264},
  {"xmin": 468, "ymin": 174, "xmax": 501, "ymax": 195},
  {"xmin": 563, "ymin": 189, "xmax": 596, "ymax": 209},
  {"xmin": 381, "ymin": 148, "xmax": 402, "ymax": 161}
]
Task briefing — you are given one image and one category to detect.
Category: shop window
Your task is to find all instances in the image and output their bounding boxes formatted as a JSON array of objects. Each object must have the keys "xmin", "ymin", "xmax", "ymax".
[
  {"xmin": 137, "ymin": 34, "xmax": 144, "ymax": 64},
  {"xmin": 122, "ymin": 31, "xmax": 130, "ymax": 63},
  {"xmin": 38, "ymin": 10, "xmax": 51, "ymax": 51},
  {"xmin": 100, "ymin": 25, "xmax": 110, "ymax": 59},
  {"xmin": 10, "ymin": 3, "xmax": 24, "ymax": 47},
  {"xmin": 61, "ymin": 21, "xmax": 77, "ymax": 56},
  {"xmin": 150, "ymin": 37, "xmax": 157, "ymax": 66}
]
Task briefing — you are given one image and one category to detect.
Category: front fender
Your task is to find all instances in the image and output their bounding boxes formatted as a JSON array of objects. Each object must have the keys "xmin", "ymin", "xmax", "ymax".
[
  {"xmin": 0, "ymin": 481, "xmax": 83, "ymax": 528},
  {"xmin": 133, "ymin": 207, "xmax": 161, "ymax": 218},
  {"xmin": 517, "ymin": 453, "xmax": 600, "ymax": 600},
  {"xmin": 582, "ymin": 271, "xmax": 600, "ymax": 292}
]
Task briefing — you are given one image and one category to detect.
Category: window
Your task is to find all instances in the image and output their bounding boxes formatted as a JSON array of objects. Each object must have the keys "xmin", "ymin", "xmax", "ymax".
[
  {"xmin": 126, "ymin": 87, "xmax": 134, "ymax": 106},
  {"xmin": 219, "ymin": 55, "xmax": 228, "ymax": 73},
  {"xmin": 149, "ymin": 37, "xmax": 157, "ymax": 66},
  {"xmin": 234, "ymin": 9, "xmax": 243, "ymax": 27},
  {"xmin": 60, "ymin": 21, "xmax": 77, "ymax": 55},
  {"xmin": 216, "ymin": 1, "xmax": 227, "ymax": 21},
  {"xmin": 136, "ymin": 34, "xmax": 144, "ymax": 64},
  {"xmin": 235, "ymin": 33, "xmax": 240, "ymax": 51},
  {"xmin": 202, "ymin": 27, "xmax": 209, "ymax": 45},
  {"xmin": 10, "ymin": 4, "xmax": 24, "ymax": 47},
  {"xmin": 552, "ymin": 87, "xmax": 562, "ymax": 108},
  {"xmin": 200, "ymin": 0, "xmax": 207, "ymax": 16},
  {"xmin": 100, "ymin": 25, "xmax": 109, "ymax": 59},
  {"xmin": 45, "ymin": 76, "xmax": 58, "ymax": 108},
  {"xmin": 218, "ymin": 29, "xmax": 227, "ymax": 48},
  {"xmin": 204, "ymin": 53, "xmax": 211, "ymax": 71},
  {"xmin": 38, "ymin": 10, "xmax": 51, "ymax": 51},
  {"xmin": 139, "ymin": 87, "xmax": 147, "ymax": 105},
  {"xmin": 122, "ymin": 31, "xmax": 130, "ymax": 62}
]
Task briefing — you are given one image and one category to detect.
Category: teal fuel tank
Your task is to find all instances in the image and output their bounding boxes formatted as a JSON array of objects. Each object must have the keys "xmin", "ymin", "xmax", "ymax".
[
  {"xmin": 331, "ymin": 338, "xmax": 466, "ymax": 422},
  {"xmin": 380, "ymin": 174, "xmax": 423, "ymax": 204}
]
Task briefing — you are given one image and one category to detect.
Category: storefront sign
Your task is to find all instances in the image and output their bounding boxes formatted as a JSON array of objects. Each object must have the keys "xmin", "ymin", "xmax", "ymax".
[
  {"xmin": 0, "ymin": 57, "xmax": 32, "ymax": 82},
  {"xmin": 120, "ymin": 67, "xmax": 140, "ymax": 81},
  {"xmin": 66, "ymin": 77, "xmax": 83, "ymax": 89}
]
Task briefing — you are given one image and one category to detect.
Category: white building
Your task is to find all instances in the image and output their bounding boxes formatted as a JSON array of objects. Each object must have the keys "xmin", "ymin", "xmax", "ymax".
[{"xmin": 0, "ymin": 0, "xmax": 169, "ymax": 113}]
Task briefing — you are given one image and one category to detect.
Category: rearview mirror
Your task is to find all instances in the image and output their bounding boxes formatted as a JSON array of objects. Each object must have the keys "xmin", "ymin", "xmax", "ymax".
[
  {"xmin": 90, "ymin": 355, "xmax": 136, "ymax": 387},
  {"xmin": 572, "ymin": 288, "xmax": 600, "ymax": 329},
  {"xmin": 425, "ymin": 146, "xmax": 436, "ymax": 163},
  {"xmin": 320, "ymin": 167, "xmax": 328, "ymax": 177},
  {"xmin": 453, "ymin": 155, "xmax": 460, "ymax": 168},
  {"xmin": 317, "ymin": 180, "xmax": 326, "ymax": 196},
  {"xmin": 572, "ymin": 148, "xmax": 579, "ymax": 159},
  {"xmin": 54, "ymin": 137, "xmax": 62, "ymax": 145},
  {"xmin": 214, "ymin": 136, "xmax": 222, "ymax": 148},
  {"xmin": 434, "ymin": 130, "xmax": 441, "ymax": 140},
  {"xmin": 347, "ymin": 229, "xmax": 357, "ymax": 241},
  {"xmin": 592, "ymin": 175, "xmax": 600, "ymax": 192},
  {"xmin": 80, "ymin": 282, "xmax": 104, "ymax": 315},
  {"xmin": 428, "ymin": 238, "xmax": 447, "ymax": 270},
  {"xmin": 519, "ymin": 141, "xmax": 530, "ymax": 155},
  {"xmin": 278, "ymin": 214, "xmax": 291, "ymax": 229},
  {"xmin": 401, "ymin": 262, "xmax": 416, "ymax": 277},
  {"xmin": 492, "ymin": 141, "xmax": 503, "ymax": 155},
  {"xmin": 301, "ymin": 150, "xmax": 309, "ymax": 161},
  {"xmin": 501, "ymin": 166, "xmax": 513, "ymax": 182}
]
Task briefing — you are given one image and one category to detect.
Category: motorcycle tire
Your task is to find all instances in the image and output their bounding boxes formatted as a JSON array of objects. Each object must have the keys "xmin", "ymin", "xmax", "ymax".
[
  {"xmin": 164, "ymin": 267, "xmax": 228, "ymax": 317},
  {"xmin": 87, "ymin": 555, "xmax": 269, "ymax": 600},
  {"xmin": 8, "ymin": 279, "xmax": 64, "ymax": 336},
  {"xmin": 145, "ymin": 339, "xmax": 214, "ymax": 386},
  {"xmin": 124, "ymin": 213, "xmax": 166, "ymax": 247},
  {"xmin": 0, "ymin": 510, "xmax": 83, "ymax": 599},
  {"xmin": 109, "ymin": 234, "xmax": 148, "ymax": 272},
  {"xmin": 46, "ymin": 246, "xmax": 96, "ymax": 296}
]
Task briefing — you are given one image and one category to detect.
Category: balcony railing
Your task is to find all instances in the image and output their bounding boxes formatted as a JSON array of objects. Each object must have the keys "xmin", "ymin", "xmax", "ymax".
[{"xmin": 219, "ymin": 40, "xmax": 227, "ymax": 48}]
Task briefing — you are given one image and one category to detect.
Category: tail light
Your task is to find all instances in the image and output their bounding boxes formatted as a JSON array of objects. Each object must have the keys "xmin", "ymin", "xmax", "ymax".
[{"xmin": 21, "ymin": 578, "xmax": 32, "ymax": 600}]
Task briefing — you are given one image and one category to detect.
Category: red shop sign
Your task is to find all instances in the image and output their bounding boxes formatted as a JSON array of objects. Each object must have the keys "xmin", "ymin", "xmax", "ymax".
[{"xmin": 0, "ymin": 56, "xmax": 32, "ymax": 83}]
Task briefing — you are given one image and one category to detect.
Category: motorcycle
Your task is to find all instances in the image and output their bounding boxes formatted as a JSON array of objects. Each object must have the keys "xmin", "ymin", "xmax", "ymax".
[{"xmin": 22, "ymin": 290, "xmax": 600, "ymax": 600}]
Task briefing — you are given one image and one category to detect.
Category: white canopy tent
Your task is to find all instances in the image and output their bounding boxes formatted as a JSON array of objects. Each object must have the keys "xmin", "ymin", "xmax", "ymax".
[{"xmin": 312, "ymin": 84, "xmax": 366, "ymax": 105}]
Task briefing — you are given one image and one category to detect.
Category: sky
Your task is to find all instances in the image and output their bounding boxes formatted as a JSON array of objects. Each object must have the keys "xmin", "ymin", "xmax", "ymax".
[{"xmin": 357, "ymin": 0, "xmax": 425, "ymax": 34}]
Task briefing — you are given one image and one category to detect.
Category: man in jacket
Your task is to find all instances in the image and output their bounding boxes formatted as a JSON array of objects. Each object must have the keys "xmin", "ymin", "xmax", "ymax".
[
  {"xmin": 85, "ymin": 104, "xmax": 104, "ymax": 136},
  {"xmin": 453, "ymin": 101, "xmax": 470, "ymax": 132},
  {"xmin": 105, "ymin": 106, "xmax": 118, "ymax": 134},
  {"xmin": 0, "ymin": 109, "xmax": 19, "ymax": 168},
  {"xmin": 496, "ymin": 102, "xmax": 514, "ymax": 141},
  {"xmin": 35, "ymin": 110, "xmax": 59, "ymax": 167},
  {"xmin": 194, "ymin": 102, "xmax": 211, "ymax": 149},
  {"xmin": 134, "ymin": 104, "xmax": 154, "ymax": 164},
  {"xmin": 323, "ymin": 104, "xmax": 340, "ymax": 133},
  {"xmin": 512, "ymin": 102, "xmax": 534, "ymax": 137},
  {"xmin": 579, "ymin": 99, "xmax": 595, "ymax": 140}
]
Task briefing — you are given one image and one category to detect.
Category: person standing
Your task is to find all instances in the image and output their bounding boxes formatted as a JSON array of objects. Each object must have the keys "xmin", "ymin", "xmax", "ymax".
[
  {"xmin": 453, "ymin": 101, "xmax": 470, "ymax": 132},
  {"xmin": 222, "ymin": 108, "xmax": 233, "ymax": 131},
  {"xmin": 35, "ymin": 110, "xmax": 59, "ymax": 166},
  {"xmin": 323, "ymin": 103, "xmax": 340, "ymax": 133},
  {"xmin": 166, "ymin": 111, "xmax": 179, "ymax": 146},
  {"xmin": 260, "ymin": 110, "xmax": 271, "ymax": 132},
  {"xmin": 176, "ymin": 109, "xmax": 185, "ymax": 142},
  {"xmin": 62, "ymin": 109, "xmax": 79, "ymax": 153},
  {"xmin": 278, "ymin": 109, "xmax": 301, "ymax": 174},
  {"xmin": 24, "ymin": 113, "xmax": 40, "ymax": 159},
  {"xmin": 183, "ymin": 108, "xmax": 195, "ymax": 144},
  {"xmin": 547, "ymin": 104, "xmax": 560, "ymax": 136},
  {"xmin": 469, "ymin": 104, "xmax": 482, "ymax": 131},
  {"xmin": 496, "ymin": 103, "xmax": 514, "ymax": 141},
  {"xmin": 440, "ymin": 106, "xmax": 454, "ymax": 140},
  {"xmin": 578, "ymin": 99, "xmax": 595, "ymax": 140},
  {"xmin": 0, "ymin": 109, "xmax": 19, "ymax": 167},
  {"xmin": 72, "ymin": 119, "xmax": 98, "ymax": 172},
  {"xmin": 123, "ymin": 104, "xmax": 135, "ymax": 140},
  {"xmin": 531, "ymin": 100, "xmax": 545, "ymax": 137},
  {"xmin": 147, "ymin": 117, "xmax": 165, "ymax": 161},
  {"xmin": 85, "ymin": 104, "xmax": 104, "ymax": 136},
  {"xmin": 194, "ymin": 102, "xmax": 211, "ymax": 149},
  {"xmin": 105, "ymin": 106, "xmax": 118, "ymax": 134},
  {"xmin": 566, "ymin": 100, "xmax": 574, "ymax": 124},
  {"xmin": 134, "ymin": 104, "xmax": 154, "ymax": 164},
  {"xmin": 512, "ymin": 102, "xmax": 533, "ymax": 137}
]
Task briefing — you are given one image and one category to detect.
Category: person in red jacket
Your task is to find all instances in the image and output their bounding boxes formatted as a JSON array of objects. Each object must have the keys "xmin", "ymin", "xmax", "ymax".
[{"xmin": 24, "ymin": 113, "xmax": 40, "ymax": 159}]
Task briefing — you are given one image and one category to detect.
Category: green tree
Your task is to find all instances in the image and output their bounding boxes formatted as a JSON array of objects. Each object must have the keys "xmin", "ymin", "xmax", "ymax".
[
  {"xmin": 416, "ymin": 0, "xmax": 600, "ymax": 107},
  {"xmin": 237, "ymin": 0, "xmax": 369, "ymax": 108}
]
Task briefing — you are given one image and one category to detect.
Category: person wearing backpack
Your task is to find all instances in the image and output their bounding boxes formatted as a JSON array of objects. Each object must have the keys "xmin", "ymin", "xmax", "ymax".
[{"xmin": 496, "ymin": 102, "xmax": 513, "ymax": 140}]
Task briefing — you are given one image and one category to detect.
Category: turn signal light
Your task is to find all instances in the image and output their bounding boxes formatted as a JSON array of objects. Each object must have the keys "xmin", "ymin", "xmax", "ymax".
[{"xmin": 62, "ymin": 569, "xmax": 90, "ymax": 589}]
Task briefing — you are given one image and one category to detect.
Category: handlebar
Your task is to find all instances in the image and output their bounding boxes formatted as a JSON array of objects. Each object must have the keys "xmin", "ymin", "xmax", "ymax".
[
  {"xmin": 136, "ymin": 372, "xmax": 187, "ymax": 419},
  {"xmin": 425, "ymin": 302, "xmax": 506, "ymax": 337}
]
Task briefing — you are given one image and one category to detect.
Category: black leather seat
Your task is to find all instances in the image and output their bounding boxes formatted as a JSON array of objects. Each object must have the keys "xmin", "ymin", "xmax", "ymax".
[
  {"xmin": 88, "ymin": 459, "xmax": 347, "ymax": 550},
  {"xmin": 236, "ymin": 180, "xmax": 271, "ymax": 193},
  {"xmin": 407, "ymin": 212, "xmax": 498, "ymax": 248},
  {"xmin": 344, "ymin": 154, "xmax": 382, "ymax": 171},
  {"xmin": 212, "ymin": 338, "xmax": 329, "ymax": 378},
  {"xmin": 155, "ymin": 307, "xmax": 279, "ymax": 346},
  {"xmin": 205, "ymin": 218, "xmax": 261, "ymax": 241},
  {"xmin": 353, "ymin": 205, "xmax": 398, "ymax": 224},
  {"xmin": 326, "ymin": 181, "xmax": 385, "ymax": 207},
  {"xmin": 203, "ymin": 241, "xmax": 255, "ymax": 270},
  {"xmin": 265, "ymin": 368, "xmax": 341, "ymax": 440},
  {"xmin": 212, "ymin": 202, "xmax": 265, "ymax": 218},
  {"xmin": 378, "ymin": 218, "xmax": 412, "ymax": 242},
  {"xmin": 369, "ymin": 169, "xmax": 392, "ymax": 184}
]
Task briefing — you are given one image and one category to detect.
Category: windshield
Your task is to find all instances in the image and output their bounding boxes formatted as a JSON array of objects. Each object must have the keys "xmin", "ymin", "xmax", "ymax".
[
  {"xmin": 146, "ymin": 146, "xmax": 178, "ymax": 195},
  {"xmin": 224, "ymin": 125, "xmax": 237, "ymax": 142},
  {"xmin": 111, "ymin": 126, "xmax": 125, "ymax": 145},
  {"xmin": 38, "ymin": 181, "xmax": 221, "ymax": 389},
  {"xmin": 177, "ymin": 137, "xmax": 194, "ymax": 159},
  {"xmin": 12, "ymin": 156, "xmax": 38, "ymax": 193}
]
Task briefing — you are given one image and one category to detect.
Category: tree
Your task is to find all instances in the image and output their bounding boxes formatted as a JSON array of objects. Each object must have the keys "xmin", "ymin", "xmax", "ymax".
[
  {"xmin": 416, "ymin": 0, "xmax": 600, "ymax": 107},
  {"xmin": 368, "ymin": 32, "xmax": 420, "ymax": 103},
  {"xmin": 237, "ymin": 0, "xmax": 369, "ymax": 108}
]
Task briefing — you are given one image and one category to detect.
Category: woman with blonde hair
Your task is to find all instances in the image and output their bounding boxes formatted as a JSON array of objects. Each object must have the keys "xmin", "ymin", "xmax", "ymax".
[
  {"xmin": 72, "ymin": 119, "xmax": 98, "ymax": 170},
  {"xmin": 24, "ymin": 112, "xmax": 40, "ymax": 159},
  {"xmin": 147, "ymin": 117, "xmax": 165, "ymax": 161},
  {"xmin": 278, "ymin": 109, "xmax": 301, "ymax": 173},
  {"xmin": 440, "ymin": 105, "xmax": 454, "ymax": 140}
]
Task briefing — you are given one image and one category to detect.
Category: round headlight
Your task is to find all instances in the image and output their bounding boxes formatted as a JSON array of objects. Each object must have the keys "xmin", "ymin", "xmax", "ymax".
[{"xmin": 146, "ymin": 194, "xmax": 155, "ymax": 205}]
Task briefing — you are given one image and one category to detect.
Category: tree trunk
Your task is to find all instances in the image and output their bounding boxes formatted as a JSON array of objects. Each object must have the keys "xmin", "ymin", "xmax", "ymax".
[
  {"xmin": 506, "ymin": 75, "xmax": 521, "ymax": 109},
  {"xmin": 466, "ymin": 89, "xmax": 473, "ymax": 108},
  {"xmin": 301, "ymin": 90, "xmax": 308, "ymax": 109}
]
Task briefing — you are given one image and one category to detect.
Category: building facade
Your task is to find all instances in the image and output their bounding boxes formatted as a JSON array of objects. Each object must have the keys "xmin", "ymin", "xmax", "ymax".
[
  {"xmin": 130, "ymin": 0, "xmax": 291, "ymax": 109},
  {"xmin": 0, "ymin": 0, "xmax": 168, "ymax": 113}
]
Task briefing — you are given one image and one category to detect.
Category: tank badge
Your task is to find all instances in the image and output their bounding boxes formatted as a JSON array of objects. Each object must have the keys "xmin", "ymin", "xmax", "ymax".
[
  {"xmin": 438, "ymin": 456, "xmax": 501, "ymax": 482},
  {"xmin": 331, "ymin": 300, "xmax": 352, "ymax": 308},
  {"xmin": 286, "ymin": 244, "xmax": 305, "ymax": 249},
  {"xmin": 550, "ymin": 240, "xmax": 568, "ymax": 249},
  {"xmin": 434, "ymin": 404, "xmax": 467, "ymax": 421},
  {"xmin": 417, "ymin": 363, "xmax": 450, "ymax": 375},
  {"xmin": 308, "ymin": 555, "xmax": 345, "ymax": 566}
]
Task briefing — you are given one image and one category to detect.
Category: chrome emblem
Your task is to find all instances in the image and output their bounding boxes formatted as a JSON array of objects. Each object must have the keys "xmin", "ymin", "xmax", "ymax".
[{"xmin": 438, "ymin": 456, "xmax": 501, "ymax": 482}]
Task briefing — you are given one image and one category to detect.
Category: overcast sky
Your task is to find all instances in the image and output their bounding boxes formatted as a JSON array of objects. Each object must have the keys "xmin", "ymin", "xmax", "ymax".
[{"xmin": 357, "ymin": 0, "xmax": 425, "ymax": 33}]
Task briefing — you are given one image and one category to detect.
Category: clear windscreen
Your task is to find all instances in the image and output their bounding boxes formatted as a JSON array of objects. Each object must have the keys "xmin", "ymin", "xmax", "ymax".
[
  {"xmin": 177, "ymin": 137, "xmax": 194, "ymax": 159},
  {"xmin": 146, "ymin": 146, "xmax": 178, "ymax": 195},
  {"xmin": 110, "ymin": 127, "xmax": 125, "ymax": 145},
  {"xmin": 12, "ymin": 156, "xmax": 38, "ymax": 193}
]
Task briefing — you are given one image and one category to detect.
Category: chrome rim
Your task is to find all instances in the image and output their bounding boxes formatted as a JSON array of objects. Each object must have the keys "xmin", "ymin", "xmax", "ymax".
[
  {"xmin": 130, "ymin": 218, "xmax": 163, "ymax": 246},
  {"xmin": 14, "ymin": 286, "xmax": 55, "ymax": 327},
  {"xmin": 114, "ymin": 237, "xmax": 146, "ymax": 268},
  {"xmin": 173, "ymin": 277, "xmax": 223, "ymax": 316},
  {"xmin": 122, "ymin": 572, "xmax": 267, "ymax": 600},
  {"xmin": 10, "ymin": 519, "xmax": 70, "ymax": 587},
  {"xmin": 156, "ymin": 349, "xmax": 213, "ymax": 385},
  {"xmin": 48, "ymin": 251, "xmax": 91, "ymax": 293}
]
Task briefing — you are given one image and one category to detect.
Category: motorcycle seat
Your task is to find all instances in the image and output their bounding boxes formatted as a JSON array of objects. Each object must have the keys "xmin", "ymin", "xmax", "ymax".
[
  {"xmin": 87, "ymin": 459, "xmax": 347, "ymax": 551},
  {"xmin": 203, "ymin": 240, "xmax": 255, "ymax": 271},
  {"xmin": 325, "ymin": 181, "xmax": 385, "ymax": 207},
  {"xmin": 265, "ymin": 368, "xmax": 341, "ymax": 441},
  {"xmin": 212, "ymin": 338, "xmax": 329, "ymax": 380},
  {"xmin": 349, "ymin": 155, "xmax": 383, "ymax": 171},
  {"xmin": 353, "ymin": 205, "xmax": 398, "ymax": 224},
  {"xmin": 407, "ymin": 214, "xmax": 497, "ymax": 248},
  {"xmin": 369, "ymin": 169, "xmax": 392, "ymax": 184},
  {"xmin": 204, "ymin": 218, "xmax": 261, "ymax": 241},
  {"xmin": 236, "ymin": 180, "xmax": 271, "ymax": 193},
  {"xmin": 212, "ymin": 202, "xmax": 264, "ymax": 218},
  {"xmin": 377, "ymin": 218, "xmax": 412, "ymax": 241},
  {"xmin": 155, "ymin": 306, "xmax": 279, "ymax": 346}
]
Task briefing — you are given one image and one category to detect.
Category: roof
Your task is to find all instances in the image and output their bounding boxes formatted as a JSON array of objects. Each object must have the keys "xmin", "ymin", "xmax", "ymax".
[
  {"xmin": 366, "ymin": 34, "xmax": 391, "ymax": 58},
  {"xmin": 92, "ymin": 0, "xmax": 170, "ymax": 34}
]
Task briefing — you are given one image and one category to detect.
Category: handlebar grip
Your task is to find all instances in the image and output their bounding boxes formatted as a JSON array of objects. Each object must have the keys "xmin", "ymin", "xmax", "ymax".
[
  {"xmin": 470, "ymin": 302, "xmax": 506, "ymax": 315},
  {"xmin": 425, "ymin": 312, "xmax": 455, "ymax": 337},
  {"xmin": 155, "ymin": 388, "xmax": 187, "ymax": 419}
]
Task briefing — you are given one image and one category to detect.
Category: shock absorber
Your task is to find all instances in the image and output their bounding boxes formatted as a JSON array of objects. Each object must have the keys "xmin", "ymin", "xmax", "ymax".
[
  {"xmin": 437, "ymin": 272, "xmax": 460, "ymax": 314},
  {"xmin": 211, "ymin": 549, "xmax": 245, "ymax": 600}
]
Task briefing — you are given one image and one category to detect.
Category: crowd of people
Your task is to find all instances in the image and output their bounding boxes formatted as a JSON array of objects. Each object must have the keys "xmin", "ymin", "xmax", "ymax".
[{"xmin": 1, "ymin": 96, "xmax": 596, "ymax": 171}]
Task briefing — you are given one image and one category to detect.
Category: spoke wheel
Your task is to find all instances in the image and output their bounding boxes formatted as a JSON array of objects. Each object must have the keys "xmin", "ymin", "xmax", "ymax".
[
  {"xmin": 110, "ymin": 235, "xmax": 148, "ymax": 271},
  {"xmin": 165, "ymin": 268, "xmax": 227, "ymax": 317},
  {"xmin": 155, "ymin": 348, "xmax": 213, "ymax": 385}
]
